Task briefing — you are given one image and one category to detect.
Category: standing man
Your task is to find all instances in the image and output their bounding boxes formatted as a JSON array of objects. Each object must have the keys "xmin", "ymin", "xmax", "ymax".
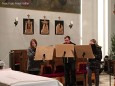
[{"xmin": 63, "ymin": 36, "xmax": 76, "ymax": 86}]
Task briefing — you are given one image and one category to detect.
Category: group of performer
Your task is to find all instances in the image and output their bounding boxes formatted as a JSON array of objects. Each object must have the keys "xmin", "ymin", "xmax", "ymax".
[{"xmin": 27, "ymin": 36, "xmax": 102, "ymax": 86}]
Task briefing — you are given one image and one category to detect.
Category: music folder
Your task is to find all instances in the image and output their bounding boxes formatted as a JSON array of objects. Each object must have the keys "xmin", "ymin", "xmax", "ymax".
[
  {"xmin": 55, "ymin": 44, "xmax": 75, "ymax": 58},
  {"xmin": 75, "ymin": 45, "xmax": 94, "ymax": 59},
  {"xmin": 34, "ymin": 46, "xmax": 54, "ymax": 60}
]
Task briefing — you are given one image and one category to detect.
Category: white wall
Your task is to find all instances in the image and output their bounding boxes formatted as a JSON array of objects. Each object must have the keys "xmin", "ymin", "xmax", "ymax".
[
  {"xmin": 0, "ymin": 7, "xmax": 80, "ymax": 67},
  {"xmin": 82, "ymin": 0, "xmax": 98, "ymax": 44},
  {"xmin": 111, "ymin": 0, "xmax": 115, "ymax": 33},
  {"xmin": 108, "ymin": 0, "xmax": 112, "ymax": 55}
]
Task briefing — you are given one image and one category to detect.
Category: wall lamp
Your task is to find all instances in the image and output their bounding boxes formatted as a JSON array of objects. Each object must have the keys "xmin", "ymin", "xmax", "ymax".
[
  {"xmin": 14, "ymin": 17, "xmax": 18, "ymax": 26},
  {"xmin": 69, "ymin": 21, "xmax": 73, "ymax": 29}
]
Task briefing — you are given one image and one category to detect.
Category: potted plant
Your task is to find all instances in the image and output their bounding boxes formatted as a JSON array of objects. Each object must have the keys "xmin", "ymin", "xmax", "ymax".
[{"xmin": 110, "ymin": 33, "xmax": 115, "ymax": 60}]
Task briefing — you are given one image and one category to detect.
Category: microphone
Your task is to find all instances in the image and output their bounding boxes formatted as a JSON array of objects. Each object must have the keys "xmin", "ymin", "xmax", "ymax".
[
  {"xmin": 42, "ymin": 54, "xmax": 45, "ymax": 61},
  {"xmin": 63, "ymin": 51, "xmax": 66, "ymax": 57},
  {"xmin": 82, "ymin": 52, "xmax": 85, "ymax": 57}
]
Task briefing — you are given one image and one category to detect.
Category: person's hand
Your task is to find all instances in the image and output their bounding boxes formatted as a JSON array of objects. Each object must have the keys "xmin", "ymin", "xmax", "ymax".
[{"xmin": 33, "ymin": 44, "xmax": 37, "ymax": 48}]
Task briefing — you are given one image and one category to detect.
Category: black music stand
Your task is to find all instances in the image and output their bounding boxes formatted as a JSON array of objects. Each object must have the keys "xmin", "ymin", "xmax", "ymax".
[
  {"xmin": 34, "ymin": 46, "xmax": 54, "ymax": 75},
  {"xmin": 55, "ymin": 44, "xmax": 75, "ymax": 85},
  {"xmin": 108, "ymin": 55, "xmax": 113, "ymax": 86},
  {"xmin": 75, "ymin": 45, "xmax": 94, "ymax": 86}
]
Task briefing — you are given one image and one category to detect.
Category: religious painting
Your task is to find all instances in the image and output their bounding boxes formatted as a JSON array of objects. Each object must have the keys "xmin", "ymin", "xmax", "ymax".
[
  {"xmin": 40, "ymin": 19, "xmax": 49, "ymax": 35},
  {"xmin": 55, "ymin": 20, "xmax": 64, "ymax": 35},
  {"xmin": 23, "ymin": 19, "xmax": 34, "ymax": 35}
]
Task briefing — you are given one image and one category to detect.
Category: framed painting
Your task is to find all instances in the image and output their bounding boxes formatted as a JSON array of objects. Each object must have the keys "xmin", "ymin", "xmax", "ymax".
[
  {"xmin": 55, "ymin": 20, "xmax": 64, "ymax": 35},
  {"xmin": 23, "ymin": 19, "xmax": 34, "ymax": 35},
  {"xmin": 40, "ymin": 19, "xmax": 49, "ymax": 35}
]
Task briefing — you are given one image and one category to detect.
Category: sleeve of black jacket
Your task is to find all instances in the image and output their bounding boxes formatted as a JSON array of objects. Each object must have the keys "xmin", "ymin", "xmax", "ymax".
[{"xmin": 95, "ymin": 46, "xmax": 102, "ymax": 61}]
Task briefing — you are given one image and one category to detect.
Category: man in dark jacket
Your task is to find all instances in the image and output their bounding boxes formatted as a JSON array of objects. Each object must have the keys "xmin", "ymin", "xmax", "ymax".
[
  {"xmin": 87, "ymin": 39, "xmax": 102, "ymax": 86},
  {"xmin": 63, "ymin": 36, "xmax": 76, "ymax": 86}
]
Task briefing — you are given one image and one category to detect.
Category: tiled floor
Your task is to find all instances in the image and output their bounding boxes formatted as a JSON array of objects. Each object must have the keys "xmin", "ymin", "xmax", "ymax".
[
  {"xmin": 60, "ymin": 72, "xmax": 114, "ymax": 86},
  {"xmin": 92, "ymin": 73, "xmax": 114, "ymax": 86}
]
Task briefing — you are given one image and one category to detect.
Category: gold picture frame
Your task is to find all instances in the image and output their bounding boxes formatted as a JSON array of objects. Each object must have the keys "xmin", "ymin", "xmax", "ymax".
[
  {"xmin": 55, "ymin": 20, "xmax": 64, "ymax": 35},
  {"xmin": 23, "ymin": 19, "xmax": 34, "ymax": 35},
  {"xmin": 40, "ymin": 19, "xmax": 49, "ymax": 35}
]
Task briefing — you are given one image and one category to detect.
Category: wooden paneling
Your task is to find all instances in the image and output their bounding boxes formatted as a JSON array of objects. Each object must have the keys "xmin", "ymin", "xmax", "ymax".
[{"xmin": 9, "ymin": 50, "xmax": 28, "ymax": 73}]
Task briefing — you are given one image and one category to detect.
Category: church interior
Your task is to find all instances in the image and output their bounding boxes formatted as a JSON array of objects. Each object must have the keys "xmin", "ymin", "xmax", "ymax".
[{"xmin": 0, "ymin": 0, "xmax": 115, "ymax": 86}]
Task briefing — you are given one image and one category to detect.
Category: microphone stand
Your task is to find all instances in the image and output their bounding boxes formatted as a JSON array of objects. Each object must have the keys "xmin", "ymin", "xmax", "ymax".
[
  {"xmin": 63, "ymin": 51, "xmax": 66, "ymax": 86},
  {"xmin": 82, "ymin": 52, "xmax": 86, "ymax": 86}
]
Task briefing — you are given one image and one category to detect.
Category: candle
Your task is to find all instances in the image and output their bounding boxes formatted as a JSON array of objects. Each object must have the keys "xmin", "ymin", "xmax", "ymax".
[{"xmin": 16, "ymin": 17, "xmax": 18, "ymax": 21}]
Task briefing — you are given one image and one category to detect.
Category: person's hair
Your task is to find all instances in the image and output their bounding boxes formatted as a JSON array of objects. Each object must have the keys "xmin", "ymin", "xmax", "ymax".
[
  {"xmin": 30, "ymin": 39, "xmax": 37, "ymax": 48},
  {"xmin": 90, "ymin": 39, "xmax": 99, "ymax": 46},
  {"xmin": 64, "ymin": 35, "xmax": 71, "ymax": 40}
]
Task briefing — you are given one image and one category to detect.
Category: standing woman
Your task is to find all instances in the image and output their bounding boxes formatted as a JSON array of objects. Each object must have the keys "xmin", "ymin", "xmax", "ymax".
[
  {"xmin": 27, "ymin": 39, "xmax": 40, "ymax": 75},
  {"xmin": 87, "ymin": 39, "xmax": 102, "ymax": 86}
]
